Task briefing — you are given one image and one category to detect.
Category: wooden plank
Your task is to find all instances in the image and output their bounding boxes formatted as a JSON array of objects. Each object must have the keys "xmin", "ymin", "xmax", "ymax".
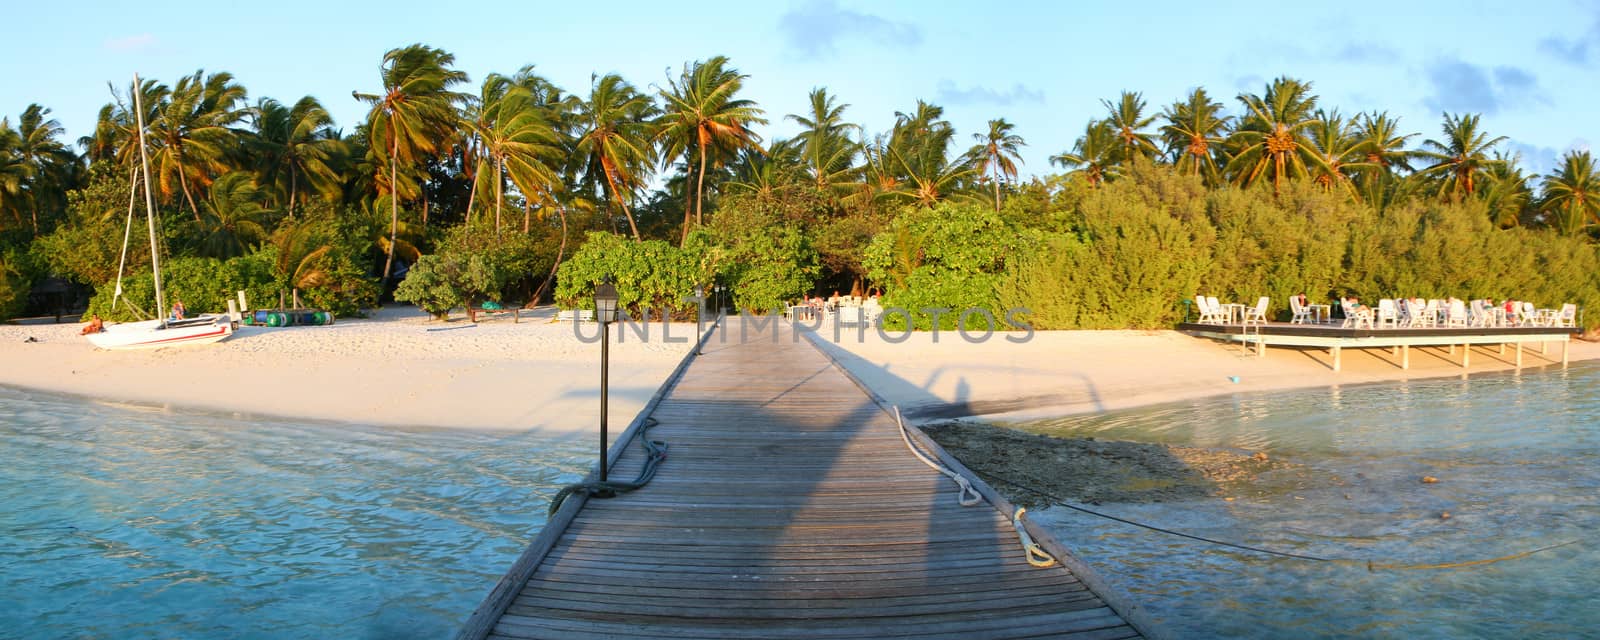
[{"xmin": 464, "ymin": 317, "xmax": 1150, "ymax": 639}]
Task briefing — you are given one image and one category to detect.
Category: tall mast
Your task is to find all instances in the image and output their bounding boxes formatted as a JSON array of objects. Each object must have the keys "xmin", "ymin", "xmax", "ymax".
[{"xmin": 131, "ymin": 73, "xmax": 166, "ymax": 325}]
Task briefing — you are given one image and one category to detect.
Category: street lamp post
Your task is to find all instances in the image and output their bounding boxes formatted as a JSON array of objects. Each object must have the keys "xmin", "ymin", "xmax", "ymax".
[
  {"xmin": 594, "ymin": 277, "xmax": 619, "ymax": 483},
  {"xmin": 694, "ymin": 285, "xmax": 705, "ymax": 355}
]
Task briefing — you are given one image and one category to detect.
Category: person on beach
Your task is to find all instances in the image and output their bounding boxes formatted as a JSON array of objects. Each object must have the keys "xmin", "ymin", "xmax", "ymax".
[
  {"xmin": 170, "ymin": 299, "xmax": 186, "ymax": 320},
  {"xmin": 80, "ymin": 314, "xmax": 104, "ymax": 335}
]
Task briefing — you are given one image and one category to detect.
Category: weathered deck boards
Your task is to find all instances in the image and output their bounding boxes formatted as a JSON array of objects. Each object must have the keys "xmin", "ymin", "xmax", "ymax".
[{"xmin": 460, "ymin": 317, "xmax": 1148, "ymax": 640}]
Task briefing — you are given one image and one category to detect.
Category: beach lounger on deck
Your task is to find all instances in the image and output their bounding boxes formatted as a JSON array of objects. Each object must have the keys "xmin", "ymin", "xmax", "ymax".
[{"xmin": 1241, "ymin": 297, "xmax": 1269, "ymax": 324}]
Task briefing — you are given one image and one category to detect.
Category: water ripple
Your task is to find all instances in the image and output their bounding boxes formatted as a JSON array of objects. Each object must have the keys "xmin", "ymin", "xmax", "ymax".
[
  {"xmin": 0, "ymin": 386, "xmax": 587, "ymax": 639},
  {"xmin": 1020, "ymin": 362, "xmax": 1600, "ymax": 639}
]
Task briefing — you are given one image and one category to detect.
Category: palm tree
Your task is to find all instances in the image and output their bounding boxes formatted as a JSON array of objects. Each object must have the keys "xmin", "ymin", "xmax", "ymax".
[
  {"xmin": 1159, "ymin": 88, "xmax": 1229, "ymax": 182},
  {"xmin": 1540, "ymin": 150, "xmax": 1600, "ymax": 234},
  {"xmin": 968, "ymin": 118, "xmax": 1025, "ymax": 211},
  {"xmin": 574, "ymin": 73, "xmax": 657, "ymax": 240},
  {"xmin": 1225, "ymin": 77, "xmax": 1324, "ymax": 193},
  {"xmin": 195, "ymin": 172, "xmax": 272, "ymax": 259},
  {"xmin": 1482, "ymin": 152, "xmax": 1532, "ymax": 228},
  {"xmin": 657, "ymin": 56, "xmax": 767, "ymax": 242},
  {"xmin": 1416, "ymin": 112, "xmax": 1508, "ymax": 201},
  {"xmin": 1051, "ymin": 120, "xmax": 1120, "ymax": 187},
  {"xmin": 464, "ymin": 72, "xmax": 563, "ymax": 232},
  {"xmin": 249, "ymin": 96, "xmax": 345, "ymax": 217},
  {"xmin": 9, "ymin": 105, "xmax": 78, "ymax": 234},
  {"xmin": 0, "ymin": 121, "xmax": 28, "ymax": 232},
  {"xmin": 147, "ymin": 70, "xmax": 248, "ymax": 219},
  {"xmin": 726, "ymin": 139, "xmax": 804, "ymax": 199},
  {"xmin": 353, "ymin": 44, "xmax": 468, "ymax": 288},
  {"xmin": 1305, "ymin": 109, "xmax": 1374, "ymax": 195},
  {"xmin": 1102, "ymin": 91, "xmax": 1160, "ymax": 161},
  {"xmin": 786, "ymin": 88, "xmax": 859, "ymax": 194},
  {"xmin": 880, "ymin": 143, "xmax": 976, "ymax": 207}
]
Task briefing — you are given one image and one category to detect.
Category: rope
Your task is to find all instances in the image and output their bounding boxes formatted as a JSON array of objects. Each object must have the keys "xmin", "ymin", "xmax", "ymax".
[
  {"xmin": 548, "ymin": 418, "xmax": 668, "ymax": 515},
  {"xmin": 111, "ymin": 166, "xmax": 139, "ymax": 308},
  {"xmin": 891, "ymin": 407, "xmax": 1060, "ymax": 568},
  {"xmin": 893, "ymin": 407, "xmax": 982, "ymax": 506},
  {"xmin": 1011, "ymin": 507, "xmax": 1058, "ymax": 568},
  {"xmin": 984, "ymin": 466, "xmax": 1579, "ymax": 571}
]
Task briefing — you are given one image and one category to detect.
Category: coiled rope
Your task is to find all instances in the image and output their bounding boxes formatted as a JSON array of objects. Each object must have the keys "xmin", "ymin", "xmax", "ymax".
[
  {"xmin": 548, "ymin": 417, "xmax": 668, "ymax": 515},
  {"xmin": 893, "ymin": 407, "xmax": 1055, "ymax": 566},
  {"xmin": 984, "ymin": 466, "xmax": 1579, "ymax": 571}
]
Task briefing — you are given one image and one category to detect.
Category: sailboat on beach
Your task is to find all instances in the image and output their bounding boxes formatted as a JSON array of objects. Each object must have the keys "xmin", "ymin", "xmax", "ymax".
[{"xmin": 86, "ymin": 74, "xmax": 234, "ymax": 350}]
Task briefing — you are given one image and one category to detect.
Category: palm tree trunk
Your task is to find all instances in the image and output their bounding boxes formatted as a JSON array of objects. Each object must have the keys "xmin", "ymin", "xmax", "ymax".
[
  {"xmin": 494, "ymin": 156, "xmax": 504, "ymax": 233},
  {"xmin": 288, "ymin": 166, "xmax": 298, "ymax": 218},
  {"xmin": 523, "ymin": 201, "xmax": 531, "ymax": 234},
  {"xmin": 603, "ymin": 166, "xmax": 642, "ymax": 241},
  {"xmin": 380, "ymin": 122, "xmax": 399, "ymax": 292},
  {"xmin": 992, "ymin": 165, "xmax": 1001, "ymax": 212},
  {"xmin": 531, "ymin": 205, "xmax": 568, "ymax": 306},
  {"xmin": 464, "ymin": 160, "xmax": 480, "ymax": 226},
  {"xmin": 695, "ymin": 142, "xmax": 709, "ymax": 227},
  {"xmin": 178, "ymin": 170, "xmax": 202, "ymax": 223}
]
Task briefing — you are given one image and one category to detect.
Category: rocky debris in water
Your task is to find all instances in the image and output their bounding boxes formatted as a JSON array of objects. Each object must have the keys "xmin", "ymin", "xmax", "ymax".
[
  {"xmin": 1252, "ymin": 451, "xmax": 1269, "ymax": 462},
  {"xmin": 1440, "ymin": 512, "xmax": 1452, "ymax": 519},
  {"xmin": 921, "ymin": 419, "xmax": 1297, "ymax": 507},
  {"xmin": 1422, "ymin": 476, "xmax": 1440, "ymax": 484}
]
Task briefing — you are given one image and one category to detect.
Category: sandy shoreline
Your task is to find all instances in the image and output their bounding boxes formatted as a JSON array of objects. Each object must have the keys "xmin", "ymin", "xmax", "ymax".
[
  {"xmin": 2, "ymin": 310, "xmax": 1595, "ymax": 432},
  {"xmin": 0, "ymin": 306, "xmax": 699, "ymax": 433}
]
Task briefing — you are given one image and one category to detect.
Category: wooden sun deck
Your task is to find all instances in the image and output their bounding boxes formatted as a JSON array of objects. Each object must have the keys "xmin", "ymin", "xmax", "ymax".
[
  {"xmin": 1179, "ymin": 321, "xmax": 1574, "ymax": 371},
  {"xmin": 457, "ymin": 317, "xmax": 1153, "ymax": 640}
]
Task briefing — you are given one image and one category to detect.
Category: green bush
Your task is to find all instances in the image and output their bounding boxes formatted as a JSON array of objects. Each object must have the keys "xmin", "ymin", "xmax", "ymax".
[
  {"xmin": 865, "ymin": 203, "xmax": 1022, "ymax": 330},
  {"xmin": 698, "ymin": 197, "xmax": 819, "ymax": 313},
  {"xmin": 85, "ymin": 254, "xmax": 278, "ymax": 321},
  {"xmin": 394, "ymin": 224, "xmax": 550, "ymax": 319},
  {"xmin": 555, "ymin": 231, "xmax": 704, "ymax": 318},
  {"xmin": 983, "ymin": 163, "xmax": 1600, "ymax": 329}
]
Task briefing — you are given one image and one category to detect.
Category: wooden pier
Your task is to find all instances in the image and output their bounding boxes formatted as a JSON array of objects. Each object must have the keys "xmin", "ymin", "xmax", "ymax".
[
  {"xmin": 1179, "ymin": 321, "xmax": 1573, "ymax": 371},
  {"xmin": 458, "ymin": 317, "xmax": 1153, "ymax": 640}
]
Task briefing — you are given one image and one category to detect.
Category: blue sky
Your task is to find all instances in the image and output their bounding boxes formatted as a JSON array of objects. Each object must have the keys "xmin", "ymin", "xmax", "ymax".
[{"xmin": 3, "ymin": 0, "xmax": 1596, "ymax": 178}]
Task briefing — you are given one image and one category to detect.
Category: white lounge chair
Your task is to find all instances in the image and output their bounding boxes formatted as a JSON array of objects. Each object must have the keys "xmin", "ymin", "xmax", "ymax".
[
  {"xmin": 1443, "ymin": 300, "xmax": 1468, "ymax": 327},
  {"xmin": 1289, "ymin": 296, "xmax": 1314, "ymax": 324},
  {"xmin": 1207, "ymin": 296, "xmax": 1226, "ymax": 324},
  {"xmin": 1241, "ymin": 297, "xmax": 1269, "ymax": 324},
  {"xmin": 1376, "ymin": 299, "xmax": 1399, "ymax": 328},
  {"xmin": 1341, "ymin": 299, "xmax": 1374, "ymax": 329},
  {"xmin": 1557, "ymin": 303, "xmax": 1578, "ymax": 328}
]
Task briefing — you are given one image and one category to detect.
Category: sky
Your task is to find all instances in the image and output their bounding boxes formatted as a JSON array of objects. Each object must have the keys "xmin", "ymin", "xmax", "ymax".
[{"xmin": 2, "ymin": 0, "xmax": 1597, "ymax": 178}]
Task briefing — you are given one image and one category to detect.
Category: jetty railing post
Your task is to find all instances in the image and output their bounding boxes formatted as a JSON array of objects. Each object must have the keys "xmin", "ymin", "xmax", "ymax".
[{"xmin": 595, "ymin": 277, "xmax": 620, "ymax": 483}]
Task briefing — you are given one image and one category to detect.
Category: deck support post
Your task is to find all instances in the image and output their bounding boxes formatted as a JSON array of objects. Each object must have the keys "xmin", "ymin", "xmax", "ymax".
[
  {"xmin": 1498, "ymin": 342, "xmax": 1505, "ymax": 355},
  {"xmin": 1402, "ymin": 344, "xmax": 1410, "ymax": 370},
  {"xmin": 1449, "ymin": 344, "xmax": 1455, "ymax": 355},
  {"xmin": 1515, "ymin": 342, "xmax": 1523, "ymax": 368},
  {"xmin": 1256, "ymin": 338, "xmax": 1264, "ymax": 358},
  {"xmin": 1332, "ymin": 345, "xmax": 1341, "ymax": 372},
  {"xmin": 1542, "ymin": 341, "xmax": 1548, "ymax": 355},
  {"xmin": 1462, "ymin": 344, "xmax": 1470, "ymax": 368},
  {"xmin": 1563, "ymin": 340, "xmax": 1569, "ymax": 367}
]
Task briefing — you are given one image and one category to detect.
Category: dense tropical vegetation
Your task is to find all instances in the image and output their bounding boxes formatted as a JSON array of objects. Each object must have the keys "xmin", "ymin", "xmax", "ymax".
[{"xmin": 2, "ymin": 50, "xmax": 1598, "ymax": 329}]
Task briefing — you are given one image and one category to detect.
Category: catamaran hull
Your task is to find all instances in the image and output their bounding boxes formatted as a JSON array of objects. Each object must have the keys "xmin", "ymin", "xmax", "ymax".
[{"xmin": 86, "ymin": 318, "xmax": 235, "ymax": 350}]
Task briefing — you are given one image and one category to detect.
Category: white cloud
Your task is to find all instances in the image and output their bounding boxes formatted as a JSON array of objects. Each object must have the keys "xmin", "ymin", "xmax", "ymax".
[{"xmin": 104, "ymin": 33, "xmax": 157, "ymax": 53}]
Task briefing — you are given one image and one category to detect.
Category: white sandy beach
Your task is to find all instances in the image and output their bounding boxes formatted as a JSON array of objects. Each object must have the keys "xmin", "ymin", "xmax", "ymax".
[
  {"xmin": 0, "ymin": 306, "xmax": 700, "ymax": 433},
  {"xmin": 2, "ymin": 309, "xmax": 1596, "ymax": 431}
]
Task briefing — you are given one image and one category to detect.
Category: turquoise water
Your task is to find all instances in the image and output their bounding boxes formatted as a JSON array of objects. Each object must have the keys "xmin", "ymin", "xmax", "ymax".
[
  {"xmin": 0, "ymin": 386, "xmax": 589, "ymax": 639},
  {"xmin": 1020, "ymin": 362, "xmax": 1600, "ymax": 639}
]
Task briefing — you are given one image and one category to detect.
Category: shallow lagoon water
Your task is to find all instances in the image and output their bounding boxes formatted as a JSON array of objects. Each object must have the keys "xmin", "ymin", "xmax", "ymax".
[
  {"xmin": 0, "ymin": 386, "xmax": 587, "ymax": 639},
  {"xmin": 1020, "ymin": 362, "xmax": 1600, "ymax": 639},
  {"xmin": 5, "ymin": 362, "xmax": 1599, "ymax": 639}
]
